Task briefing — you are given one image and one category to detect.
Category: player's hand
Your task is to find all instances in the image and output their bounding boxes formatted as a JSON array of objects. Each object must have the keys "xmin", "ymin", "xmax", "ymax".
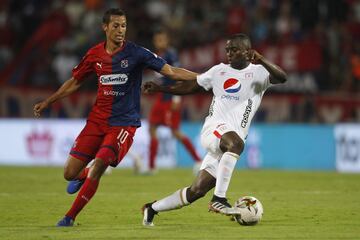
[
  {"xmin": 33, "ymin": 100, "xmax": 50, "ymax": 117},
  {"xmin": 143, "ymin": 81, "xmax": 161, "ymax": 94},
  {"xmin": 243, "ymin": 49, "xmax": 263, "ymax": 64}
]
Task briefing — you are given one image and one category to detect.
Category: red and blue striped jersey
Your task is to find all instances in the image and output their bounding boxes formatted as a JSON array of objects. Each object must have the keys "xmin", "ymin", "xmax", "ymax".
[{"xmin": 72, "ymin": 41, "xmax": 166, "ymax": 127}]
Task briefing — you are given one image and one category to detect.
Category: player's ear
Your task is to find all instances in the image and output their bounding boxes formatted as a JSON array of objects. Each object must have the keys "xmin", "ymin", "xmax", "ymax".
[{"xmin": 102, "ymin": 23, "xmax": 108, "ymax": 32}]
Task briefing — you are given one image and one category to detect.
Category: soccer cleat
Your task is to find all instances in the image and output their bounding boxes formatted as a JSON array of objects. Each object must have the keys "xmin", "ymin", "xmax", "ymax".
[
  {"xmin": 142, "ymin": 202, "xmax": 158, "ymax": 227},
  {"xmin": 208, "ymin": 195, "xmax": 241, "ymax": 216},
  {"xmin": 56, "ymin": 216, "xmax": 74, "ymax": 227},
  {"xmin": 66, "ymin": 179, "xmax": 85, "ymax": 194}
]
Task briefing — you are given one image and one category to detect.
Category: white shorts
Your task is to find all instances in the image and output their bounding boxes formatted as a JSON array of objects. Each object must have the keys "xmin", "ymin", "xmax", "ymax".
[
  {"xmin": 199, "ymin": 152, "xmax": 221, "ymax": 178},
  {"xmin": 199, "ymin": 121, "xmax": 246, "ymax": 178},
  {"xmin": 200, "ymin": 122, "xmax": 235, "ymax": 155}
]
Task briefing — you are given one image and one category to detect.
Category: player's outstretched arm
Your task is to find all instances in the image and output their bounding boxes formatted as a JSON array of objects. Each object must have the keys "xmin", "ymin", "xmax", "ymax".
[
  {"xmin": 143, "ymin": 80, "xmax": 202, "ymax": 95},
  {"xmin": 159, "ymin": 64, "xmax": 199, "ymax": 81},
  {"xmin": 33, "ymin": 77, "xmax": 82, "ymax": 117},
  {"xmin": 245, "ymin": 50, "xmax": 287, "ymax": 84}
]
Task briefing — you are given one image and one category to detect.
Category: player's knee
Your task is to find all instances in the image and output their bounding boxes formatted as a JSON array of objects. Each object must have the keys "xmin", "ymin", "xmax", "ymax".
[
  {"xmin": 96, "ymin": 146, "xmax": 117, "ymax": 167},
  {"xmin": 220, "ymin": 137, "xmax": 244, "ymax": 155},
  {"xmin": 63, "ymin": 168, "xmax": 78, "ymax": 181}
]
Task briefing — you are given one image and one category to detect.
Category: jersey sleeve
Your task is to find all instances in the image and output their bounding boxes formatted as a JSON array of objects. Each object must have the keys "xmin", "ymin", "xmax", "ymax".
[
  {"xmin": 72, "ymin": 51, "xmax": 93, "ymax": 82},
  {"xmin": 196, "ymin": 65, "xmax": 219, "ymax": 90},
  {"xmin": 257, "ymin": 65, "xmax": 272, "ymax": 90},
  {"xmin": 139, "ymin": 47, "xmax": 166, "ymax": 72}
]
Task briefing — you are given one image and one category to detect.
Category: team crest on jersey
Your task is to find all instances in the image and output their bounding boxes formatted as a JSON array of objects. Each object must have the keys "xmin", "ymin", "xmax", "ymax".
[
  {"xmin": 223, "ymin": 78, "xmax": 241, "ymax": 93},
  {"xmin": 100, "ymin": 74, "xmax": 128, "ymax": 85},
  {"xmin": 245, "ymin": 72, "xmax": 253, "ymax": 79},
  {"xmin": 121, "ymin": 60, "xmax": 128, "ymax": 68}
]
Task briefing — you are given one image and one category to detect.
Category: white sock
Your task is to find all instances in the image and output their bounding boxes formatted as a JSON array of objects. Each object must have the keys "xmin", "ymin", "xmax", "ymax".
[
  {"xmin": 214, "ymin": 152, "xmax": 239, "ymax": 198},
  {"xmin": 152, "ymin": 187, "xmax": 190, "ymax": 212}
]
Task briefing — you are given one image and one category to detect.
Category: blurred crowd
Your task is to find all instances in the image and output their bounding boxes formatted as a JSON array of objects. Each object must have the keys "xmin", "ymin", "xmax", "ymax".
[{"xmin": 0, "ymin": 0, "xmax": 359, "ymax": 122}]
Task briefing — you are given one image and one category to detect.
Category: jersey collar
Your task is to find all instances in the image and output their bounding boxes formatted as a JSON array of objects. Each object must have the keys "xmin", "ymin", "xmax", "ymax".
[{"xmin": 103, "ymin": 41, "xmax": 126, "ymax": 56}]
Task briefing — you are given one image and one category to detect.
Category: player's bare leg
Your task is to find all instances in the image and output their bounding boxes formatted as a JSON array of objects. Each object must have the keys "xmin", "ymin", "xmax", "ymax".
[
  {"xmin": 142, "ymin": 170, "xmax": 215, "ymax": 226},
  {"xmin": 64, "ymin": 156, "xmax": 92, "ymax": 194},
  {"xmin": 209, "ymin": 131, "xmax": 244, "ymax": 215},
  {"xmin": 63, "ymin": 156, "xmax": 89, "ymax": 181},
  {"xmin": 187, "ymin": 169, "xmax": 216, "ymax": 201},
  {"xmin": 57, "ymin": 158, "xmax": 108, "ymax": 227}
]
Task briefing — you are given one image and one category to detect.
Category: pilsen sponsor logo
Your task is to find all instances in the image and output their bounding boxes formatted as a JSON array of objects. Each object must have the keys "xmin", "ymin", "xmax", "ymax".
[
  {"xmin": 26, "ymin": 130, "xmax": 54, "ymax": 158},
  {"xmin": 100, "ymin": 74, "xmax": 128, "ymax": 85}
]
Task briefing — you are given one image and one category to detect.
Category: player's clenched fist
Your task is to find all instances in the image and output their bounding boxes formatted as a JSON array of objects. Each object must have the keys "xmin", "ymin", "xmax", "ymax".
[
  {"xmin": 143, "ymin": 81, "xmax": 161, "ymax": 94},
  {"xmin": 33, "ymin": 101, "xmax": 49, "ymax": 117}
]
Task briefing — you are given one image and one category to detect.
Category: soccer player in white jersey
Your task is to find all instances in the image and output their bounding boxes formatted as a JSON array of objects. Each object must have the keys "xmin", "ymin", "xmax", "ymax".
[{"xmin": 141, "ymin": 33, "xmax": 287, "ymax": 226}]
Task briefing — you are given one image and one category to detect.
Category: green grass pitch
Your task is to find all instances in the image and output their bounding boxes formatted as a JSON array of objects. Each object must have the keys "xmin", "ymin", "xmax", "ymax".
[{"xmin": 0, "ymin": 166, "xmax": 359, "ymax": 240}]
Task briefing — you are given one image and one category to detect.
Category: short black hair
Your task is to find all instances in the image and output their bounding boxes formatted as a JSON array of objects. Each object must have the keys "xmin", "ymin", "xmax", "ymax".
[
  {"xmin": 229, "ymin": 33, "xmax": 251, "ymax": 48},
  {"xmin": 102, "ymin": 8, "xmax": 126, "ymax": 24}
]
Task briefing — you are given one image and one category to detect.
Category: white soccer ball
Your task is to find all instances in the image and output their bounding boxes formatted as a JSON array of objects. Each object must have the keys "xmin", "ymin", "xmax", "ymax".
[{"xmin": 233, "ymin": 196, "xmax": 263, "ymax": 226}]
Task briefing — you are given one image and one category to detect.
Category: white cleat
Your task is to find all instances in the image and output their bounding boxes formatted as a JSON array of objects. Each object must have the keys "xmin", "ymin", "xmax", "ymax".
[
  {"xmin": 142, "ymin": 203, "xmax": 157, "ymax": 227},
  {"xmin": 209, "ymin": 201, "xmax": 241, "ymax": 216},
  {"xmin": 220, "ymin": 207, "xmax": 241, "ymax": 216}
]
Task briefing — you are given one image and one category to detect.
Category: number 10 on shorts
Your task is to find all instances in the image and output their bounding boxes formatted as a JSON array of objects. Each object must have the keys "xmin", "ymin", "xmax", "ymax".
[{"xmin": 117, "ymin": 129, "xmax": 129, "ymax": 149}]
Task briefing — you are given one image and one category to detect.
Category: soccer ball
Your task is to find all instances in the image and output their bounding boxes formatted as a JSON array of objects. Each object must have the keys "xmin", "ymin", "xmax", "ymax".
[{"xmin": 233, "ymin": 196, "xmax": 263, "ymax": 226}]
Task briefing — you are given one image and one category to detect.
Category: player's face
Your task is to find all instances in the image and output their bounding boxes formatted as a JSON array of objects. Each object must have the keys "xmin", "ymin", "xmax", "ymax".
[
  {"xmin": 153, "ymin": 33, "xmax": 169, "ymax": 52},
  {"xmin": 225, "ymin": 39, "xmax": 249, "ymax": 69},
  {"xmin": 103, "ymin": 15, "xmax": 127, "ymax": 45}
]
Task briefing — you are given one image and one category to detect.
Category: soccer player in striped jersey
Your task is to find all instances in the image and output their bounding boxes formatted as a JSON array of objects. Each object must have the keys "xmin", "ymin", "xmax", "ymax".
[
  {"xmin": 33, "ymin": 8, "xmax": 198, "ymax": 227},
  {"xmin": 142, "ymin": 33, "xmax": 287, "ymax": 226}
]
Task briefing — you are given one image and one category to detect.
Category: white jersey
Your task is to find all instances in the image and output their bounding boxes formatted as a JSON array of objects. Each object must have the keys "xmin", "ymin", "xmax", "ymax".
[{"xmin": 197, "ymin": 63, "xmax": 271, "ymax": 140}]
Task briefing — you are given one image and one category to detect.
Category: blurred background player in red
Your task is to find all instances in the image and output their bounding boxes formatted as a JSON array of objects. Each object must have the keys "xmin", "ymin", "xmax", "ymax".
[{"xmin": 147, "ymin": 29, "xmax": 202, "ymax": 174}]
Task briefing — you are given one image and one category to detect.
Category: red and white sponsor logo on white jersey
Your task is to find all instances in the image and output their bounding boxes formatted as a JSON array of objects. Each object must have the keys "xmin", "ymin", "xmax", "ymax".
[{"xmin": 223, "ymin": 78, "xmax": 241, "ymax": 93}]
